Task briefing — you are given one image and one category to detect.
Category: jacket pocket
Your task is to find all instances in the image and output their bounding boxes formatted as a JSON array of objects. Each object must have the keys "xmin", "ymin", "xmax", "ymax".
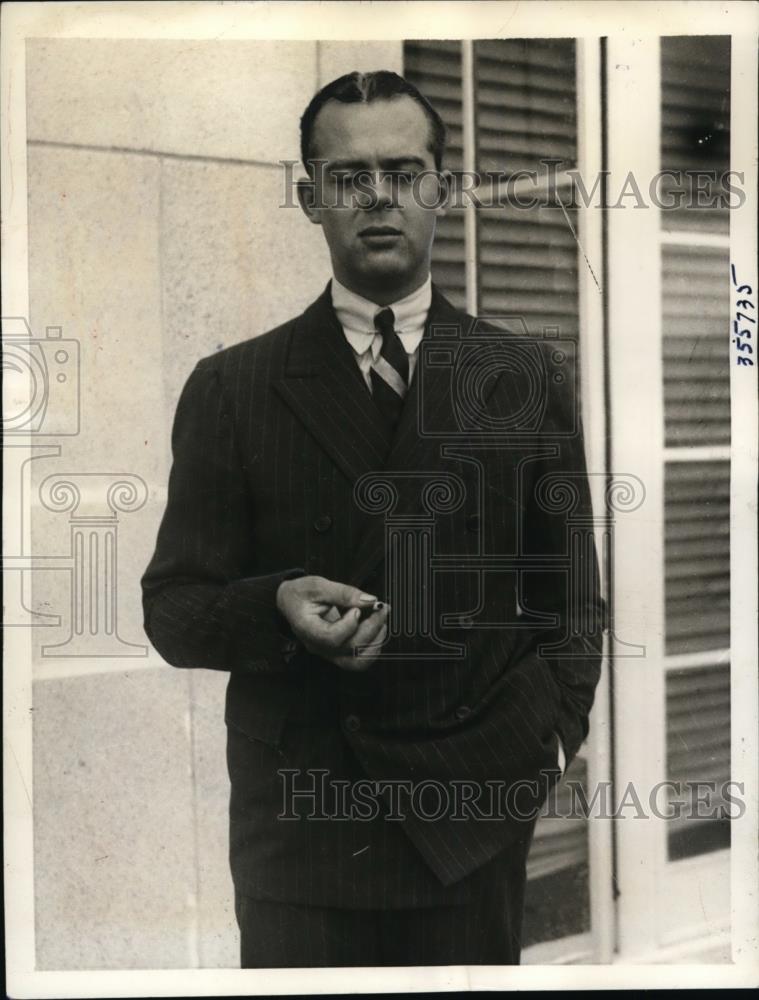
[{"xmin": 224, "ymin": 672, "xmax": 295, "ymax": 749}]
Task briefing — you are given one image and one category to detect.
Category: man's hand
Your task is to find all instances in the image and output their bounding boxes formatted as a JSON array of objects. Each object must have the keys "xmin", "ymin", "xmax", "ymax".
[{"xmin": 276, "ymin": 575, "xmax": 390, "ymax": 671}]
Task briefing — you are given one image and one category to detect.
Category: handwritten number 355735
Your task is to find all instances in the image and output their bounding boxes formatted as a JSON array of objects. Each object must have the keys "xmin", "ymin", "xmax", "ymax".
[{"xmin": 731, "ymin": 265, "xmax": 755, "ymax": 367}]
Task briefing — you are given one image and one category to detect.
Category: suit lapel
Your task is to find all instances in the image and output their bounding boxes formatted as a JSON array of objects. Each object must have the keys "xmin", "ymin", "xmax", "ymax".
[{"xmin": 274, "ymin": 285, "xmax": 392, "ymax": 484}]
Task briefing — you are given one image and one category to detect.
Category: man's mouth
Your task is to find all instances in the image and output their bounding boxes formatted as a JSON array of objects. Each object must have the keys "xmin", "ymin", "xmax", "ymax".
[{"xmin": 359, "ymin": 226, "xmax": 402, "ymax": 239}]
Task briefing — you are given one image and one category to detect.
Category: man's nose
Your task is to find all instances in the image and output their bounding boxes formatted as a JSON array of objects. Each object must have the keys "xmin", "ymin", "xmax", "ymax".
[{"xmin": 360, "ymin": 171, "xmax": 396, "ymax": 210}]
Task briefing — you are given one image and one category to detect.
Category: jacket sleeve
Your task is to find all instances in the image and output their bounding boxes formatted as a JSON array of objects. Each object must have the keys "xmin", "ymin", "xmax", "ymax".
[
  {"xmin": 141, "ymin": 358, "xmax": 304, "ymax": 673},
  {"xmin": 512, "ymin": 379, "xmax": 606, "ymax": 770}
]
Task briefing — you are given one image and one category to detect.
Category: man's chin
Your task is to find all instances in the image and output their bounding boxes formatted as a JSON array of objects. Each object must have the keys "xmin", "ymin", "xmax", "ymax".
[{"xmin": 354, "ymin": 256, "xmax": 411, "ymax": 284}]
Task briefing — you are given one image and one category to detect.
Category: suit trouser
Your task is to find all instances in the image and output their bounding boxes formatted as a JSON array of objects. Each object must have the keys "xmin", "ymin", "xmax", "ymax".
[{"xmin": 234, "ymin": 838, "xmax": 531, "ymax": 968}]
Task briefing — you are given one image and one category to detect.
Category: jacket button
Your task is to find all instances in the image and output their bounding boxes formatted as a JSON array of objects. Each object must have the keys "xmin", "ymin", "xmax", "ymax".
[
  {"xmin": 344, "ymin": 714, "xmax": 361, "ymax": 733},
  {"xmin": 466, "ymin": 513, "xmax": 480, "ymax": 533},
  {"xmin": 455, "ymin": 705, "xmax": 472, "ymax": 720},
  {"xmin": 313, "ymin": 514, "xmax": 333, "ymax": 533}
]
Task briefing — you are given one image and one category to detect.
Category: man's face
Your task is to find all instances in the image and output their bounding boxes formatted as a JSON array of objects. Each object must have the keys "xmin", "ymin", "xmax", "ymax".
[{"xmin": 300, "ymin": 95, "xmax": 447, "ymax": 302}]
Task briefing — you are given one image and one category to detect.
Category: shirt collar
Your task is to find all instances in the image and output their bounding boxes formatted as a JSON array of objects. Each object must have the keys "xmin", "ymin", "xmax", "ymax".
[{"xmin": 331, "ymin": 275, "xmax": 432, "ymax": 358}]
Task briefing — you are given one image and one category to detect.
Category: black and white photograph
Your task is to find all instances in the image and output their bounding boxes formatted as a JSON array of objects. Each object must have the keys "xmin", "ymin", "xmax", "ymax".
[{"xmin": 3, "ymin": 0, "xmax": 758, "ymax": 993}]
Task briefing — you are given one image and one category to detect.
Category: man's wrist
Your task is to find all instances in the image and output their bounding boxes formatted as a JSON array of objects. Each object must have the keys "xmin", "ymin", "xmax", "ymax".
[
  {"xmin": 274, "ymin": 568, "xmax": 306, "ymax": 644},
  {"xmin": 276, "ymin": 578, "xmax": 291, "ymax": 616}
]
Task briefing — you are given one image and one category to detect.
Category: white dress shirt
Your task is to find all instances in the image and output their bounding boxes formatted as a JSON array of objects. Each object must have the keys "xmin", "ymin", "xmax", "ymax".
[
  {"xmin": 330, "ymin": 273, "xmax": 567, "ymax": 776},
  {"xmin": 331, "ymin": 275, "xmax": 432, "ymax": 391}
]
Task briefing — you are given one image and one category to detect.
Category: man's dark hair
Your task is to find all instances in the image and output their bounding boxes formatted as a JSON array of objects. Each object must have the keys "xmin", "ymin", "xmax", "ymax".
[{"xmin": 300, "ymin": 70, "xmax": 447, "ymax": 172}]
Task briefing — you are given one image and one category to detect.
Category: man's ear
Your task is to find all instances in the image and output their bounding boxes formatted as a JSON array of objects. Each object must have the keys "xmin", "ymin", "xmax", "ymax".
[
  {"xmin": 297, "ymin": 175, "xmax": 322, "ymax": 225},
  {"xmin": 436, "ymin": 168, "xmax": 453, "ymax": 218}
]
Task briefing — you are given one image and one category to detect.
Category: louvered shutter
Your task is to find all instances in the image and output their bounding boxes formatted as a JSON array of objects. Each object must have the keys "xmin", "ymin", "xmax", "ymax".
[
  {"xmin": 475, "ymin": 39, "xmax": 578, "ymax": 173},
  {"xmin": 475, "ymin": 39, "xmax": 579, "ymax": 342},
  {"xmin": 660, "ymin": 36, "xmax": 731, "ymax": 861},
  {"xmin": 404, "ymin": 42, "xmax": 467, "ymax": 310}
]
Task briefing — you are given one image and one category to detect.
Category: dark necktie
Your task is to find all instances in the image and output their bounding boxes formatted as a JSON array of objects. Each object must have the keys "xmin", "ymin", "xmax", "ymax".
[{"xmin": 370, "ymin": 307, "xmax": 409, "ymax": 430}]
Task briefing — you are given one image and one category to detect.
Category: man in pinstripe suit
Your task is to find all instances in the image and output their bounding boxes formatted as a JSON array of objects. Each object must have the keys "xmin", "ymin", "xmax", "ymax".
[{"xmin": 142, "ymin": 71, "xmax": 604, "ymax": 967}]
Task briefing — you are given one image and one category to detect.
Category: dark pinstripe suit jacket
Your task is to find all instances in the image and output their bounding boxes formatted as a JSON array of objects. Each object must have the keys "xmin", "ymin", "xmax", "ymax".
[{"xmin": 141, "ymin": 283, "xmax": 604, "ymax": 909}]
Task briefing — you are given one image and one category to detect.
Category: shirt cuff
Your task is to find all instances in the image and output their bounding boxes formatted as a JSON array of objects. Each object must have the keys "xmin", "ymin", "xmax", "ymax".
[{"xmin": 556, "ymin": 734, "xmax": 567, "ymax": 775}]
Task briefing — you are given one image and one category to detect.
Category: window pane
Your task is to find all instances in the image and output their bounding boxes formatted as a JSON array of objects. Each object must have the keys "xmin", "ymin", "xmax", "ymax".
[
  {"xmin": 665, "ymin": 461, "xmax": 730, "ymax": 655},
  {"xmin": 666, "ymin": 663, "xmax": 731, "ymax": 860},
  {"xmin": 660, "ymin": 36, "xmax": 731, "ymax": 235},
  {"xmin": 662, "ymin": 245, "xmax": 731, "ymax": 447}
]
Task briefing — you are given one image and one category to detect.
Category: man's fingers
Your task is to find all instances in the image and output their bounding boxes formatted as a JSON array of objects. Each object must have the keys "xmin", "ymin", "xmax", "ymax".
[
  {"xmin": 351, "ymin": 607, "xmax": 390, "ymax": 649},
  {"xmin": 337, "ymin": 623, "xmax": 388, "ymax": 671},
  {"xmin": 305, "ymin": 576, "xmax": 377, "ymax": 609},
  {"xmin": 355, "ymin": 623, "xmax": 389, "ymax": 657},
  {"xmin": 289, "ymin": 583, "xmax": 389, "ymax": 664},
  {"xmin": 298, "ymin": 605, "xmax": 361, "ymax": 650}
]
